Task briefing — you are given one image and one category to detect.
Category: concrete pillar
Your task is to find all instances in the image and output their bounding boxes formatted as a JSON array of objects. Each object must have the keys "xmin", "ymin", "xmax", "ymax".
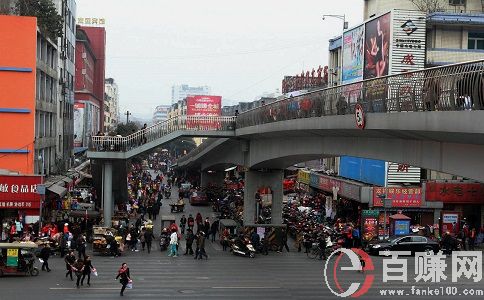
[
  {"xmin": 243, "ymin": 169, "xmax": 284, "ymax": 226},
  {"xmin": 200, "ymin": 170, "xmax": 225, "ymax": 188},
  {"xmin": 103, "ymin": 161, "xmax": 113, "ymax": 227}
]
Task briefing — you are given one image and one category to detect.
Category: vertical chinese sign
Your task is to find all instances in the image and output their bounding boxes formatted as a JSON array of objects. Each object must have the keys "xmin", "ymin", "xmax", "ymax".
[{"xmin": 362, "ymin": 210, "xmax": 379, "ymax": 242}]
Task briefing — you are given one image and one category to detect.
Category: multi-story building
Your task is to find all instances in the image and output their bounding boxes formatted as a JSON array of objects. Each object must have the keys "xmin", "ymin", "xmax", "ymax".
[
  {"xmin": 364, "ymin": 0, "xmax": 484, "ymax": 66},
  {"xmin": 171, "ymin": 84, "xmax": 210, "ymax": 104},
  {"xmin": 153, "ymin": 104, "xmax": 170, "ymax": 123},
  {"xmin": 54, "ymin": 0, "xmax": 76, "ymax": 172},
  {"xmin": 324, "ymin": 0, "xmax": 484, "ymax": 185},
  {"xmin": 74, "ymin": 25, "xmax": 106, "ymax": 147},
  {"xmin": 104, "ymin": 78, "xmax": 119, "ymax": 132}
]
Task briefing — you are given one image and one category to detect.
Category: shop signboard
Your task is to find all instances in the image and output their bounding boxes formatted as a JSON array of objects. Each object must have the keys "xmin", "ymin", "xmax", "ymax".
[
  {"xmin": 309, "ymin": 173, "xmax": 319, "ymax": 188},
  {"xmin": 297, "ymin": 170, "xmax": 310, "ymax": 185},
  {"xmin": 6, "ymin": 248, "xmax": 18, "ymax": 267},
  {"xmin": 0, "ymin": 175, "xmax": 42, "ymax": 209},
  {"xmin": 425, "ymin": 182, "xmax": 484, "ymax": 204},
  {"xmin": 361, "ymin": 210, "xmax": 379, "ymax": 241},
  {"xmin": 318, "ymin": 174, "xmax": 361, "ymax": 201},
  {"xmin": 342, "ymin": 25, "xmax": 365, "ymax": 84},
  {"xmin": 373, "ymin": 187, "xmax": 422, "ymax": 207},
  {"xmin": 390, "ymin": 9, "xmax": 426, "ymax": 75}
]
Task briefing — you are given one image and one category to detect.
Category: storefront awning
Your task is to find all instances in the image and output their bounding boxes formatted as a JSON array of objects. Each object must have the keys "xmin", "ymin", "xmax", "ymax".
[
  {"xmin": 62, "ymin": 177, "xmax": 73, "ymax": 185},
  {"xmin": 47, "ymin": 184, "xmax": 67, "ymax": 197}
]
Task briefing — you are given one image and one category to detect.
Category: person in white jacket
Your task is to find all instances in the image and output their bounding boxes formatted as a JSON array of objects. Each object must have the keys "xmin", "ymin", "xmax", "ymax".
[{"xmin": 168, "ymin": 229, "xmax": 178, "ymax": 257}]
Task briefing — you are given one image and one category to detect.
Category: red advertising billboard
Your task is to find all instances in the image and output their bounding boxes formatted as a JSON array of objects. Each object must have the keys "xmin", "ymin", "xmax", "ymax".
[
  {"xmin": 426, "ymin": 182, "xmax": 484, "ymax": 204},
  {"xmin": 373, "ymin": 187, "xmax": 422, "ymax": 207},
  {"xmin": 0, "ymin": 175, "xmax": 42, "ymax": 209},
  {"xmin": 186, "ymin": 95, "xmax": 221, "ymax": 116}
]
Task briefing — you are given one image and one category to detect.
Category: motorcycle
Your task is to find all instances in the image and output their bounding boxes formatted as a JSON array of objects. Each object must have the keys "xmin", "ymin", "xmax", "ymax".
[{"xmin": 230, "ymin": 238, "xmax": 256, "ymax": 258}]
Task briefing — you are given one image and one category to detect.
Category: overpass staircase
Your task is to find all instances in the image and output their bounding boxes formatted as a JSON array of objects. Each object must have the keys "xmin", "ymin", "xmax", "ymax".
[{"xmin": 87, "ymin": 115, "xmax": 236, "ymax": 160}]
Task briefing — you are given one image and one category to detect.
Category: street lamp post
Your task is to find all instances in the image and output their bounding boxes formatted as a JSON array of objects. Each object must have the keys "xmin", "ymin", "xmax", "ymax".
[{"xmin": 323, "ymin": 14, "xmax": 348, "ymax": 85}]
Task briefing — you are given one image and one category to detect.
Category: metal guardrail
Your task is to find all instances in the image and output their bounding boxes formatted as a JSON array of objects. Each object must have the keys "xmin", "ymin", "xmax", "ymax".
[
  {"xmin": 90, "ymin": 116, "xmax": 236, "ymax": 152},
  {"xmin": 92, "ymin": 59, "xmax": 484, "ymax": 154},
  {"xmin": 236, "ymin": 59, "xmax": 484, "ymax": 128}
]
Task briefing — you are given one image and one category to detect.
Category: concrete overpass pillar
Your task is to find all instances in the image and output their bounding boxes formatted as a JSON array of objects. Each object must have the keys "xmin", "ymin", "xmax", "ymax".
[
  {"xmin": 103, "ymin": 161, "xmax": 113, "ymax": 227},
  {"xmin": 243, "ymin": 169, "xmax": 284, "ymax": 226},
  {"xmin": 200, "ymin": 170, "xmax": 225, "ymax": 188}
]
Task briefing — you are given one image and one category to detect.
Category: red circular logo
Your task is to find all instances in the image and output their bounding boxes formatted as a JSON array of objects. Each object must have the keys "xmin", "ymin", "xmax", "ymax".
[{"xmin": 355, "ymin": 103, "xmax": 365, "ymax": 129}]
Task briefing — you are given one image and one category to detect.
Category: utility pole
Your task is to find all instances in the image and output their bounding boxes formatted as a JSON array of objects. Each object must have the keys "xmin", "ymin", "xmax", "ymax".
[{"xmin": 125, "ymin": 110, "xmax": 132, "ymax": 124}]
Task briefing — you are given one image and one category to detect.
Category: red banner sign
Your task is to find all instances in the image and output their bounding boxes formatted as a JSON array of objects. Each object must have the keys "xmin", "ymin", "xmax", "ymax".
[
  {"xmin": 0, "ymin": 175, "xmax": 42, "ymax": 208},
  {"xmin": 373, "ymin": 187, "xmax": 422, "ymax": 207},
  {"xmin": 426, "ymin": 182, "xmax": 484, "ymax": 204},
  {"xmin": 186, "ymin": 95, "xmax": 221, "ymax": 116}
]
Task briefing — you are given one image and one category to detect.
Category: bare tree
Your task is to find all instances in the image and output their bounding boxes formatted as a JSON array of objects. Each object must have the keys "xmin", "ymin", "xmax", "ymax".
[{"xmin": 410, "ymin": 0, "xmax": 446, "ymax": 13}]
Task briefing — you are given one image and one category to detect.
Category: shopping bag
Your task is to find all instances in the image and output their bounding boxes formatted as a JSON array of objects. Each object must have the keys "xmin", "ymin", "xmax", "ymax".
[
  {"xmin": 38, "ymin": 258, "xmax": 44, "ymax": 264},
  {"xmin": 126, "ymin": 280, "xmax": 133, "ymax": 289},
  {"xmin": 91, "ymin": 268, "xmax": 98, "ymax": 276}
]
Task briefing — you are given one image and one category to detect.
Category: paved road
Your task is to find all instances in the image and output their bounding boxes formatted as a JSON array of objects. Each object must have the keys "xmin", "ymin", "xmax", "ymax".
[{"xmin": 1, "ymin": 178, "xmax": 483, "ymax": 299}]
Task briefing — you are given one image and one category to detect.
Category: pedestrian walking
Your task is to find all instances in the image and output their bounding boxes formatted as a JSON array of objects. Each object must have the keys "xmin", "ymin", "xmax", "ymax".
[
  {"xmin": 39, "ymin": 244, "xmax": 51, "ymax": 272},
  {"xmin": 139, "ymin": 228, "xmax": 146, "ymax": 251},
  {"xmin": 195, "ymin": 213, "xmax": 203, "ymax": 233},
  {"xmin": 168, "ymin": 228, "xmax": 178, "ymax": 257},
  {"xmin": 184, "ymin": 228, "xmax": 195, "ymax": 255},
  {"xmin": 72, "ymin": 259, "xmax": 84, "ymax": 288},
  {"xmin": 81, "ymin": 255, "xmax": 95, "ymax": 286},
  {"xmin": 194, "ymin": 231, "xmax": 208, "ymax": 260},
  {"xmin": 187, "ymin": 214, "xmax": 195, "ymax": 231},
  {"xmin": 144, "ymin": 229, "xmax": 155, "ymax": 253},
  {"xmin": 210, "ymin": 219, "xmax": 219, "ymax": 242},
  {"xmin": 65, "ymin": 250, "xmax": 76, "ymax": 280},
  {"xmin": 221, "ymin": 228, "xmax": 230, "ymax": 251},
  {"xmin": 180, "ymin": 215, "xmax": 187, "ymax": 234},
  {"xmin": 204, "ymin": 217, "xmax": 210, "ymax": 239},
  {"xmin": 77, "ymin": 235, "xmax": 87, "ymax": 260},
  {"xmin": 116, "ymin": 263, "xmax": 131, "ymax": 296}
]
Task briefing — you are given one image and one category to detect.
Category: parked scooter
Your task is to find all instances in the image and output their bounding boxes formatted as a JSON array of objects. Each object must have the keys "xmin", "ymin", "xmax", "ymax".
[{"xmin": 230, "ymin": 237, "xmax": 256, "ymax": 258}]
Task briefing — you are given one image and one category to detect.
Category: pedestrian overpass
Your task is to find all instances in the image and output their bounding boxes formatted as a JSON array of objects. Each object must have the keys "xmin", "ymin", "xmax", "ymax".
[{"xmin": 87, "ymin": 59, "xmax": 484, "ymax": 226}]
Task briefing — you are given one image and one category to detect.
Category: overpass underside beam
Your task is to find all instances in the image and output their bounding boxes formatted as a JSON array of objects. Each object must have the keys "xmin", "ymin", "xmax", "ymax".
[{"xmin": 243, "ymin": 169, "xmax": 284, "ymax": 226}]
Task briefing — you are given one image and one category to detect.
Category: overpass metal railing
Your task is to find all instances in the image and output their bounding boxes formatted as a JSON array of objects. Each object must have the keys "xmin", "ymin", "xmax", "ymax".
[
  {"xmin": 236, "ymin": 59, "xmax": 484, "ymax": 128},
  {"xmin": 90, "ymin": 115, "xmax": 236, "ymax": 152}
]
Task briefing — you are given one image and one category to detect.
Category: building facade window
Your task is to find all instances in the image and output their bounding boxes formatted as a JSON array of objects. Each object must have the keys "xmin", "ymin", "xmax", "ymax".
[{"xmin": 468, "ymin": 32, "xmax": 484, "ymax": 50}]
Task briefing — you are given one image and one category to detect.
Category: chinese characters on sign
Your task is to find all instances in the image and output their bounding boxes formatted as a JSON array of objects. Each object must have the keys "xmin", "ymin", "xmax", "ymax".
[
  {"xmin": 381, "ymin": 251, "xmax": 482, "ymax": 284},
  {"xmin": 0, "ymin": 175, "xmax": 42, "ymax": 209},
  {"xmin": 373, "ymin": 187, "xmax": 422, "ymax": 207},
  {"xmin": 426, "ymin": 182, "xmax": 484, "ymax": 204},
  {"xmin": 77, "ymin": 17, "xmax": 106, "ymax": 26}
]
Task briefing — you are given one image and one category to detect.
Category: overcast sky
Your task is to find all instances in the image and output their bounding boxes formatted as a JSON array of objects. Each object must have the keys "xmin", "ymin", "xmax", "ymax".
[{"xmin": 77, "ymin": 0, "xmax": 363, "ymax": 120}]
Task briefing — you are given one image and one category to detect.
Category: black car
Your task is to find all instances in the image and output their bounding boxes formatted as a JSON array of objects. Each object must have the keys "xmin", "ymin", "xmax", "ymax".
[{"xmin": 368, "ymin": 235, "xmax": 440, "ymax": 256}]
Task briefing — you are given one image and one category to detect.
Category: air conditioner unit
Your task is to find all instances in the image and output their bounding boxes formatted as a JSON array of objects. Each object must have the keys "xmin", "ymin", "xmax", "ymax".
[
  {"xmin": 81, "ymin": 69, "xmax": 86, "ymax": 75},
  {"xmin": 82, "ymin": 52, "xmax": 87, "ymax": 59}
]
